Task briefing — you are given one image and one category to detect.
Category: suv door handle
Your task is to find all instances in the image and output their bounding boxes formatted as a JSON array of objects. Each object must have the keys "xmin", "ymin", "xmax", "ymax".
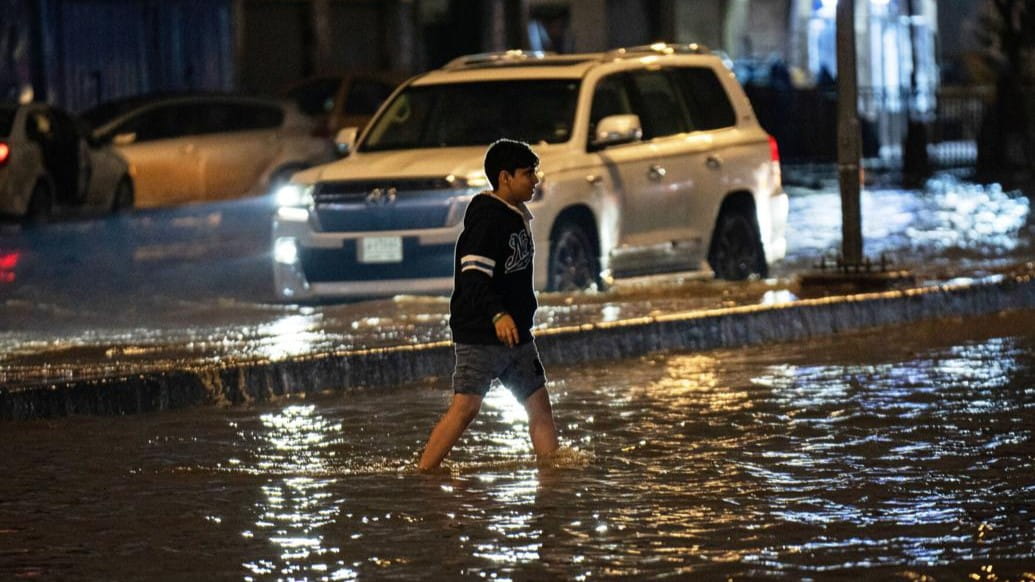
[
  {"xmin": 647, "ymin": 164, "xmax": 666, "ymax": 181},
  {"xmin": 706, "ymin": 155, "xmax": 722, "ymax": 169}
]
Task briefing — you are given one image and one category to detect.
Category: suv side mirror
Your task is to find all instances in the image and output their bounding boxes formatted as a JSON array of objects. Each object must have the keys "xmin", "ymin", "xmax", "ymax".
[
  {"xmin": 334, "ymin": 127, "xmax": 359, "ymax": 157},
  {"xmin": 591, "ymin": 114, "xmax": 642, "ymax": 149}
]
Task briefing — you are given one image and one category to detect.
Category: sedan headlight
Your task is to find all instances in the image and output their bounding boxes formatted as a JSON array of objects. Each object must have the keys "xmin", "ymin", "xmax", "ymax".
[{"xmin": 275, "ymin": 183, "xmax": 314, "ymax": 207}]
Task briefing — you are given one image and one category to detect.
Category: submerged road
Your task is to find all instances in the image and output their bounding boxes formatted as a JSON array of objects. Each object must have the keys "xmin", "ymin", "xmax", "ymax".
[{"xmin": 2, "ymin": 312, "xmax": 1033, "ymax": 579}]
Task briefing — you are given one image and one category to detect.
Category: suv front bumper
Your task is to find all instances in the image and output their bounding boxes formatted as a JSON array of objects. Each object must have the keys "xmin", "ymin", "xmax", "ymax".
[{"xmin": 272, "ymin": 206, "xmax": 459, "ymax": 300}]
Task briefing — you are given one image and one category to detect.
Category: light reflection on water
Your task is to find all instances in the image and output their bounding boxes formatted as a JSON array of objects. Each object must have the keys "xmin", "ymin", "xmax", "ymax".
[
  {"xmin": 780, "ymin": 176, "xmax": 1031, "ymax": 274},
  {"xmin": 2, "ymin": 176, "xmax": 1032, "ymax": 388},
  {"xmin": 1, "ymin": 314, "xmax": 1034, "ymax": 579}
]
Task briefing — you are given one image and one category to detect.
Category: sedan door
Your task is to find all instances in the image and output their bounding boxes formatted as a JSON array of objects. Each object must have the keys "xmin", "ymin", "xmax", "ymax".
[
  {"xmin": 109, "ymin": 104, "xmax": 203, "ymax": 207},
  {"xmin": 193, "ymin": 101, "xmax": 281, "ymax": 200}
]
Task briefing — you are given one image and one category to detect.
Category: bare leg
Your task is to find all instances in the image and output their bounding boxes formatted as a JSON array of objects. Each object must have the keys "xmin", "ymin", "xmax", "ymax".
[
  {"xmin": 418, "ymin": 393, "xmax": 483, "ymax": 470},
  {"xmin": 523, "ymin": 386, "xmax": 559, "ymax": 460}
]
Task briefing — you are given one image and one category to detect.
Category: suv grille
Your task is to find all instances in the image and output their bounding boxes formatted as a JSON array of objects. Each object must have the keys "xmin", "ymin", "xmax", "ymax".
[
  {"xmin": 314, "ymin": 178, "xmax": 455, "ymax": 201},
  {"xmin": 313, "ymin": 178, "xmax": 468, "ymax": 232}
]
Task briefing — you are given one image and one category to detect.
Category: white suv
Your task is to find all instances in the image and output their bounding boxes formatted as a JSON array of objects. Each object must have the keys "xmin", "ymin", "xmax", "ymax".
[{"xmin": 272, "ymin": 44, "xmax": 788, "ymax": 300}]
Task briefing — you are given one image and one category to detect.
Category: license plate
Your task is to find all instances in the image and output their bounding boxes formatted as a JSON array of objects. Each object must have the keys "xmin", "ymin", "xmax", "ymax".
[{"xmin": 358, "ymin": 236, "xmax": 403, "ymax": 263}]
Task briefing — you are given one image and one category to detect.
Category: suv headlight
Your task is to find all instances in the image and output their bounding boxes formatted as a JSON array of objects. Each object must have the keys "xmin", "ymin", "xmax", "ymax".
[{"xmin": 275, "ymin": 183, "xmax": 314, "ymax": 207}]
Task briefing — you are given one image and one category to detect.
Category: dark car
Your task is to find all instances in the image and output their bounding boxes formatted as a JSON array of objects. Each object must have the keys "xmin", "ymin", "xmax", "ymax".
[{"xmin": 279, "ymin": 72, "xmax": 407, "ymax": 138}]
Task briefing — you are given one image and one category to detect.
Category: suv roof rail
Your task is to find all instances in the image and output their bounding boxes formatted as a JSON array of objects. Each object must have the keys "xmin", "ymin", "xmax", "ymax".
[
  {"xmin": 443, "ymin": 49, "xmax": 555, "ymax": 70},
  {"xmin": 604, "ymin": 42, "xmax": 710, "ymax": 59}
]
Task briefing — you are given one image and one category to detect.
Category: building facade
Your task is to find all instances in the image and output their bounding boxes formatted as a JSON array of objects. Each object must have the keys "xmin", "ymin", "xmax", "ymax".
[
  {"xmin": 2, "ymin": 0, "xmax": 983, "ymax": 165},
  {"xmin": 2, "ymin": 0, "xmax": 234, "ymax": 112}
]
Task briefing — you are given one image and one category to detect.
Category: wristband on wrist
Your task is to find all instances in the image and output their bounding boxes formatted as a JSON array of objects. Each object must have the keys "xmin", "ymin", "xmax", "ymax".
[{"xmin": 492, "ymin": 311, "xmax": 508, "ymax": 324}]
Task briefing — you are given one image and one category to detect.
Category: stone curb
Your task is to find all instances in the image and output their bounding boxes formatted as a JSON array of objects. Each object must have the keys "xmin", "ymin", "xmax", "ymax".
[{"xmin": 2, "ymin": 273, "xmax": 1033, "ymax": 421}]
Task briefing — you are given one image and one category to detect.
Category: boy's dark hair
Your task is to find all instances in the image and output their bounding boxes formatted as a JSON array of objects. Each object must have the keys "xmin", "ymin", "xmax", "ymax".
[{"xmin": 484, "ymin": 139, "xmax": 539, "ymax": 190}]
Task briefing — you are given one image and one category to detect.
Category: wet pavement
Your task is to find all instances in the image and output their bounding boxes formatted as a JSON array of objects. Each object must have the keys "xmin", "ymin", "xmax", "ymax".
[
  {"xmin": 1, "ymin": 312, "xmax": 1033, "ymax": 579},
  {"xmin": 0, "ymin": 174, "xmax": 1032, "ymax": 389},
  {"xmin": 1, "ymin": 173, "xmax": 1034, "ymax": 578}
]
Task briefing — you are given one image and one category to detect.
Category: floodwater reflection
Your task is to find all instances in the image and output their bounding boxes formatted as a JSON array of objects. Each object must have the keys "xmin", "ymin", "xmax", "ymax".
[
  {"xmin": 1, "ymin": 313, "xmax": 1034, "ymax": 579},
  {"xmin": 243, "ymin": 405, "xmax": 345, "ymax": 579}
]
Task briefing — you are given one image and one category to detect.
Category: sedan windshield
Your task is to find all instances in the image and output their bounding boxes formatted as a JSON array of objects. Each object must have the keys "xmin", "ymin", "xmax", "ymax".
[{"xmin": 360, "ymin": 80, "xmax": 578, "ymax": 151}]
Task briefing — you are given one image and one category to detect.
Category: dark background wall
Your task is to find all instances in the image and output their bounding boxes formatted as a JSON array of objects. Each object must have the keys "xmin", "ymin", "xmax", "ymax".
[{"xmin": 4, "ymin": 0, "xmax": 234, "ymax": 112}]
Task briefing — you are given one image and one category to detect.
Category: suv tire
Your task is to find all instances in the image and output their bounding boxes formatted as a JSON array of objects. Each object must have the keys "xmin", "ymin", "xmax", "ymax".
[
  {"xmin": 708, "ymin": 210, "xmax": 768, "ymax": 280},
  {"xmin": 548, "ymin": 221, "xmax": 599, "ymax": 292}
]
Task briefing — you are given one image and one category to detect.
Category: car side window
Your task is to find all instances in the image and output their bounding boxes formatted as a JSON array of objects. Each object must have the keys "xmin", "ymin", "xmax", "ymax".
[
  {"xmin": 47, "ymin": 108, "xmax": 82, "ymax": 144},
  {"xmin": 588, "ymin": 74, "xmax": 634, "ymax": 144},
  {"xmin": 115, "ymin": 106, "xmax": 179, "ymax": 142},
  {"xmin": 287, "ymin": 78, "xmax": 342, "ymax": 115},
  {"xmin": 345, "ymin": 79, "xmax": 395, "ymax": 115},
  {"xmin": 194, "ymin": 103, "xmax": 237, "ymax": 134},
  {"xmin": 233, "ymin": 104, "xmax": 284, "ymax": 131},
  {"xmin": 0, "ymin": 107, "xmax": 15, "ymax": 137},
  {"xmin": 673, "ymin": 67, "xmax": 736, "ymax": 130},
  {"xmin": 628, "ymin": 70, "xmax": 690, "ymax": 140}
]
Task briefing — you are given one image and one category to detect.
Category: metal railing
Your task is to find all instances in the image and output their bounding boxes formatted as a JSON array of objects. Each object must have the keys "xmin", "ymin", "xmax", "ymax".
[{"xmin": 745, "ymin": 84, "xmax": 992, "ymax": 170}]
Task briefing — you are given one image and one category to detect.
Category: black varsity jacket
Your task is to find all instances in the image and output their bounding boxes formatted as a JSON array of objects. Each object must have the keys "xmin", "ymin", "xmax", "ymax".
[{"xmin": 449, "ymin": 192, "xmax": 537, "ymax": 345}]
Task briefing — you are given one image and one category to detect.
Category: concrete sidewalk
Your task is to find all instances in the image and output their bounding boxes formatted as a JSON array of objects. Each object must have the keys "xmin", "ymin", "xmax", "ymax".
[{"xmin": 3, "ymin": 267, "xmax": 1033, "ymax": 421}]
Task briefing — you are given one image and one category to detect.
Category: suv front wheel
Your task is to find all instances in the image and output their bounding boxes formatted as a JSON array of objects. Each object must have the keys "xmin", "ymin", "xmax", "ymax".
[
  {"xmin": 547, "ymin": 222, "xmax": 599, "ymax": 292},
  {"xmin": 708, "ymin": 210, "xmax": 768, "ymax": 280}
]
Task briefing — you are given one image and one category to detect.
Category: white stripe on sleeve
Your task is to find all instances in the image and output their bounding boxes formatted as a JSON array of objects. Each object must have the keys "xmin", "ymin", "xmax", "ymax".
[
  {"xmin": 460, "ymin": 254, "xmax": 495, "ymax": 277},
  {"xmin": 461, "ymin": 254, "xmax": 495, "ymax": 270},
  {"xmin": 461, "ymin": 263, "xmax": 494, "ymax": 277}
]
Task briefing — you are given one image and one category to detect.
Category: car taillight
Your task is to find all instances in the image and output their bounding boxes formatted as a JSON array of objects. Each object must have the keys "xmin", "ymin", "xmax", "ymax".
[
  {"xmin": 0, "ymin": 142, "xmax": 9, "ymax": 166},
  {"xmin": 0, "ymin": 250, "xmax": 19, "ymax": 283},
  {"xmin": 767, "ymin": 135, "xmax": 780, "ymax": 163}
]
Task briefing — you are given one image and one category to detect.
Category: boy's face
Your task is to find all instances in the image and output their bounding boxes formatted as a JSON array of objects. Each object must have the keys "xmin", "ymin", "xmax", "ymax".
[{"xmin": 499, "ymin": 166, "xmax": 540, "ymax": 203}]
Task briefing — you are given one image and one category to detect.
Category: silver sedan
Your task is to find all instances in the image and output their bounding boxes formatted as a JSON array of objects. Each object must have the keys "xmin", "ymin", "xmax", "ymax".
[{"xmin": 0, "ymin": 103, "xmax": 133, "ymax": 222}]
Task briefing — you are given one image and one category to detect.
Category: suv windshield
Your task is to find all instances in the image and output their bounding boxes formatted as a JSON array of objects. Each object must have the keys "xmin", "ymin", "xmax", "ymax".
[{"xmin": 360, "ymin": 80, "xmax": 578, "ymax": 151}]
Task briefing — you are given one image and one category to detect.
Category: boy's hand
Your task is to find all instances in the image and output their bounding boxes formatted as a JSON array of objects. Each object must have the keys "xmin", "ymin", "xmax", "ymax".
[{"xmin": 493, "ymin": 313, "xmax": 519, "ymax": 347}]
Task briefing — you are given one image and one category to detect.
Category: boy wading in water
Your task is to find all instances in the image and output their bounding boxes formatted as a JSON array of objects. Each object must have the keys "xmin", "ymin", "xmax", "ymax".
[{"xmin": 418, "ymin": 139, "xmax": 559, "ymax": 470}]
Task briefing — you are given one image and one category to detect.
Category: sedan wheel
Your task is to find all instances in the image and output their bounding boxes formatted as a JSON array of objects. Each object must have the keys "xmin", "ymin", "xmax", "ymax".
[
  {"xmin": 25, "ymin": 182, "xmax": 53, "ymax": 224},
  {"xmin": 548, "ymin": 223, "xmax": 598, "ymax": 292},
  {"xmin": 708, "ymin": 211, "xmax": 767, "ymax": 280}
]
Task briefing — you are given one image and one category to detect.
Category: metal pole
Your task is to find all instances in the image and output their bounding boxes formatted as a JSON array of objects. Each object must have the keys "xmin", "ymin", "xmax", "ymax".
[
  {"xmin": 902, "ymin": 0, "xmax": 930, "ymax": 186},
  {"xmin": 836, "ymin": 0, "xmax": 863, "ymax": 266}
]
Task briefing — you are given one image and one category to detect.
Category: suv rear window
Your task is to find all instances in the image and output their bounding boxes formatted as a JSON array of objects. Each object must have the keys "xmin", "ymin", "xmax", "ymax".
[
  {"xmin": 0, "ymin": 106, "xmax": 16, "ymax": 136},
  {"xmin": 673, "ymin": 67, "xmax": 736, "ymax": 130},
  {"xmin": 361, "ymin": 80, "xmax": 578, "ymax": 151},
  {"xmin": 629, "ymin": 71, "xmax": 690, "ymax": 139}
]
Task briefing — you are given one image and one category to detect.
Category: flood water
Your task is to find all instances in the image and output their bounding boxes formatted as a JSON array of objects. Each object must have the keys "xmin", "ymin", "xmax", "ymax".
[
  {"xmin": 1, "ymin": 175, "xmax": 1032, "ymax": 388},
  {"xmin": 3, "ymin": 312, "xmax": 1034, "ymax": 580}
]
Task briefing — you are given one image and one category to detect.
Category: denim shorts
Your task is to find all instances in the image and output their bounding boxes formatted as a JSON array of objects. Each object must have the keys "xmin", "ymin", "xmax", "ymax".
[{"xmin": 452, "ymin": 340, "xmax": 547, "ymax": 402}]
